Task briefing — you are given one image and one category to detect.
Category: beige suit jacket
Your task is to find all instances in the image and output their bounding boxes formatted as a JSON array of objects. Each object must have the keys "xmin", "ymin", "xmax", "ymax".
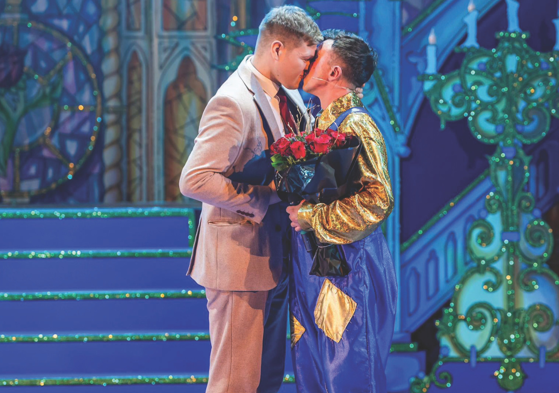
[{"xmin": 180, "ymin": 56, "xmax": 310, "ymax": 291}]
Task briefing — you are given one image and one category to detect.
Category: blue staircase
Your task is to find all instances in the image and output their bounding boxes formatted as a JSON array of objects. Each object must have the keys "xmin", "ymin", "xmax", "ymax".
[
  {"xmin": 9, "ymin": 150, "xmax": 557, "ymax": 392},
  {"xmin": 0, "ymin": 207, "xmax": 295, "ymax": 392}
]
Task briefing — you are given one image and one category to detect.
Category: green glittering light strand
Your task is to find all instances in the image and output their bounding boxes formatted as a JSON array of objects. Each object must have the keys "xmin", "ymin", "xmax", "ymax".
[
  {"xmin": 0, "ymin": 375, "xmax": 210, "ymax": 387},
  {"xmin": 0, "ymin": 289, "xmax": 206, "ymax": 301},
  {"xmin": 0, "ymin": 331, "xmax": 416, "ymax": 354},
  {"xmin": 305, "ymin": 5, "xmax": 360, "ymax": 20},
  {"xmin": 373, "ymin": 71, "xmax": 402, "ymax": 134},
  {"xmin": 214, "ymin": 32, "xmax": 255, "ymax": 71},
  {"xmin": 0, "ymin": 249, "xmax": 192, "ymax": 260},
  {"xmin": 401, "ymin": 0, "xmax": 447, "ymax": 36},
  {"xmin": 0, "ymin": 374, "xmax": 297, "ymax": 387},
  {"xmin": 390, "ymin": 342, "xmax": 418, "ymax": 353},
  {"xmin": 0, "ymin": 206, "xmax": 196, "ymax": 220},
  {"xmin": 0, "ymin": 331, "xmax": 210, "ymax": 343}
]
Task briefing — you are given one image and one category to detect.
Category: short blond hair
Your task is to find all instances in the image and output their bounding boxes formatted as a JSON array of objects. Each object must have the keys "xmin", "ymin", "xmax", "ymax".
[{"xmin": 258, "ymin": 6, "xmax": 323, "ymax": 47}]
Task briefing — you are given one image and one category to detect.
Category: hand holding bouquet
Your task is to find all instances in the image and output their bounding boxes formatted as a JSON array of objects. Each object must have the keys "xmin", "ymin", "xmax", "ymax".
[{"xmin": 271, "ymin": 127, "xmax": 362, "ymax": 277}]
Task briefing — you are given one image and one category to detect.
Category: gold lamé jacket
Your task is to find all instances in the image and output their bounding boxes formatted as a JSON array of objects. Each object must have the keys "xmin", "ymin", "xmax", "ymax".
[{"xmin": 297, "ymin": 92, "xmax": 394, "ymax": 244}]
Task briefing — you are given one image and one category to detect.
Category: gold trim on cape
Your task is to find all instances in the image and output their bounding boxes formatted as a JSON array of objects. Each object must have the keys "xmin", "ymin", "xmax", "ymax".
[
  {"xmin": 314, "ymin": 278, "xmax": 357, "ymax": 343},
  {"xmin": 290, "ymin": 313, "xmax": 306, "ymax": 348}
]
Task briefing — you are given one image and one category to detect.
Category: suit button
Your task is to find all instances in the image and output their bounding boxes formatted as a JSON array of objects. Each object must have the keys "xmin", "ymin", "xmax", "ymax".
[{"xmin": 275, "ymin": 225, "xmax": 282, "ymax": 232}]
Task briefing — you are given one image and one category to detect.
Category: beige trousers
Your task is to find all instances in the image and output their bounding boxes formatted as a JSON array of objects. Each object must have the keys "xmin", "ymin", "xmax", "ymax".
[{"xmin": 205, "ymin": 279, "xmax": 288, "ymax": 393}]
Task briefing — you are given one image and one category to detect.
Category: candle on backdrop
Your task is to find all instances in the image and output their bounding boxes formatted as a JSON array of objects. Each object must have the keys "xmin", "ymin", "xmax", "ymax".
[
  {"xmin": 462, "ymin": 0, "xmax": 479, "ymax": 48},
  {"xmin": 506, "ymin": 0, "xmax": 520, "ymax": 32},
  {"xmin": 426, "ymin": 29, "xmax": 438, "ymax": 74}
]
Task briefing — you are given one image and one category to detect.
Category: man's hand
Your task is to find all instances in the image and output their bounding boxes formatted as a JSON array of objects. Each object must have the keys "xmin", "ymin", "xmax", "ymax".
[
  {"xmin": 355, "ymin": 83, "xmax": 366, "ymax": 99},
  {"xmin": 286, "ymin": 200, "xmax": 305, "ymax": 232}
]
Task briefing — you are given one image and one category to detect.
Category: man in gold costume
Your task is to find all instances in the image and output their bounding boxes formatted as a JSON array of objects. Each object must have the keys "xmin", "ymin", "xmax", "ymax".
[{"xmin": 286, "ymin": 30, "xmax": 398, "ymax": 392}]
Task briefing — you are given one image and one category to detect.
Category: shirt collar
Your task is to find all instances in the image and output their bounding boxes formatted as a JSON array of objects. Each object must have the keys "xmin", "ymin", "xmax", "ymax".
[
  {"xmin": 247, "ymin": 57, "xmax": 280, "ymax": 98},
  {"xmin": 318, "ymin": 92, "xmax": 363, "ymax": 130}
]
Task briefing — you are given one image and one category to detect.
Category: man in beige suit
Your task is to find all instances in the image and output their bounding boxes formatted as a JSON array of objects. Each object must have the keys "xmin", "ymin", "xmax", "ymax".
[{"xmin": 179, "ymin": 6, "xmax": 322, "ymax": 393}]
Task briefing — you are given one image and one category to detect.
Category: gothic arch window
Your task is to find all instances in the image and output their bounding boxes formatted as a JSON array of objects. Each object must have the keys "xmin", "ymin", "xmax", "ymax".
[
  {"xmin": 126, "ymin": 51, "xmax": 144, "ymax": 202},
  {"xmin": 163, "ymin": 56, "xmax": 207, "ymax": 201},
  {"xmin": 162, "ymin": 0, "xmax": 207, "ymax": 31},
  {"xmin": 426, "ymin": 250, "xmax": 439, "ymax": 300},
  {"xmin": 464, "ymin": 215, "xmax": 476, "ymax": 266},
  {"xmin": 445, "ymin": 232, "xmax": 457, "ymax": 282}
]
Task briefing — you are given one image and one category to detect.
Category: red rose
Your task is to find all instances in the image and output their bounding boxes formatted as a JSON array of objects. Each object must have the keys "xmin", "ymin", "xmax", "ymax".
[
  {"xmin": 315, "ymin": 134, "xmax": 333, "ymax": 145},
  {"xmin": 285, "ymin": 133, "xmax": 296, "ymax": 140},
  {"xmin": 311, "ymin": 142, "xmax": 330, "ymax": 154},
  {"xmin": 327, "ymin": 129, "xmax": 346, "ymax": 147},
  {"xmin": 290, "ymin": 141, "xmax": 306, "ymax": 160},
  {"xmin": 304, "ymin": 132, "xmax": 317, "ymax": 145},
  {"xmin": 308, "ymin": 134, "xmax": 331, "ymax": 154},
  {"xmin": 274, "ymin": 138, "xmax": 292, "ymax": 156},
  {"xmin": 304, "ymin": 131, "xmax": 333, "ymax": 154}
]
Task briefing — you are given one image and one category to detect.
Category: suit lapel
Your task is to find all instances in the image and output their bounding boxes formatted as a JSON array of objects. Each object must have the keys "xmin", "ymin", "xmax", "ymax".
[
  {"xmin": 237, "ymin": 56, "xmax": 283, "ymax": 142},
  {"xmin": 252, "ymin": 88, "xmax": 283, "ymax": 142}
]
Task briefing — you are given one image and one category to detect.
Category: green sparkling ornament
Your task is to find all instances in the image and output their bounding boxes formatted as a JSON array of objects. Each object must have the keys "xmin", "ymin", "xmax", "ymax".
[{"xmin": 411, "ymin": 28, "xmax": 558, "ymax": 393}]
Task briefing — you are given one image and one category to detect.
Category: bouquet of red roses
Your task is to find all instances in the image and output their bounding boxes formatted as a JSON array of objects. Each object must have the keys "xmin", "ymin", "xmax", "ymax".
[
  {"xmin": 270, "ymin": 128, "xmax": 348, "ymax": 171},
  {"xmin": 271, "ymin": 128, "xmax": 362, "ymax": 206},
  {"xmin": 270, "ymin": 127, "xmax": 362, "ymax": 278}
]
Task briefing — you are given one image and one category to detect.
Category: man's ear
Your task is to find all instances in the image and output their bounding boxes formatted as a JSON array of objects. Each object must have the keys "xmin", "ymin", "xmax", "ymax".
[
  {"xmin": 271, "ymin": 41, "xmax": 284, "ymax": 60},
  {"xmin": 329, "ymin": 65, "xmax": 343, "ymax": 81}
]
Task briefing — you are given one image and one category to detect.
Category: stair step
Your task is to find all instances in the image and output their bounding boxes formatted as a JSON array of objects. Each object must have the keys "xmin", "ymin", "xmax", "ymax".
[
  {"xmin": 0, "ymin": 340, "xmax": 293, "ymax": 380},
  {"xmin": 0, "ymin": 375, "xmax": 297, "ymax": 392},
  {"xmin": 0, "ymin": 207, "xmax": 196, "ymax": 250},
  {"xmin": 0, "ymin": 384, "xmax": 297, "ymax": 393},
  {"xmin": 0, "ymin": 341, "xmax": 214, "ymax": 375},
  {"xmin": 0, "ymin": 299, "xmax": 210, "ymax": 332},
  {"xmin": 0, "ymin": 257, "xmax": 198, "ymax": 291}
]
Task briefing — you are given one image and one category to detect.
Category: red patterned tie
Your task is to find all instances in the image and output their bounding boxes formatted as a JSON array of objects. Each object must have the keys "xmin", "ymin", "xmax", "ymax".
[{"xmin": 277, "ymin": 89, "xmax": 299, "ymax": 135}]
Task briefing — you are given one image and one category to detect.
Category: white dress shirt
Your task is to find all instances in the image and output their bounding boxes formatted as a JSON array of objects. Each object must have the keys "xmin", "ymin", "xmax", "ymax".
[{"xmin": 247, "ymin": 57, "xmax": 286, "ymax": 136}]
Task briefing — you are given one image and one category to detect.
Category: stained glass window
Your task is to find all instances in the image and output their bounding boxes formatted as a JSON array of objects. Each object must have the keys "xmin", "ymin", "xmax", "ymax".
[
  {"xmin": 162, "ymin": 0, "xmax": 207, "ymax": 31},
  {"xmin": 126, "ymin": 51, "xmax": 144, "ymax": 202},
  {"xmin": 0, "ymin": 13, "xmax": 101, "ymax": 201},
  {"xmin": 163, "ymin": 57, "xmax": 207, "ymax": 201},
  {"xmin": 126, "ymin": 0, "xmax": 142, "ymax": 31}
]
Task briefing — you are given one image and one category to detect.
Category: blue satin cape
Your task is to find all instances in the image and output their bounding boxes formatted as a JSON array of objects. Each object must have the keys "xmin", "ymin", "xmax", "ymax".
[{"xmin": 289, "ymin": 225, "xmax": 398, "ymax": 393}]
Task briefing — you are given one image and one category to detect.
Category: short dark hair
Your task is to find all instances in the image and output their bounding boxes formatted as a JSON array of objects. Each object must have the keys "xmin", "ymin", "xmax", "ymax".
[
  {"xmin": 322, "ymin": 29, "xmax": 378, "ymax": 87},
  {"xmin": 259, "ymin": 6, "xmax": 323, "ymax": 47}
]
